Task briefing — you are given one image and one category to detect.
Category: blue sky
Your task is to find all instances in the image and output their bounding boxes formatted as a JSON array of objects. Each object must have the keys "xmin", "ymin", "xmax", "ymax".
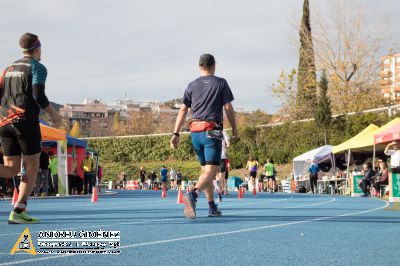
[{"xmin": 0, "ymin": 0, "xmax": 398, "ymax": 113}]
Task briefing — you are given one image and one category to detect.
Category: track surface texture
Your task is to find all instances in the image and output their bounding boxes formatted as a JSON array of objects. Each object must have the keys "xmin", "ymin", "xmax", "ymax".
[{"xmin": 0, "ymin": 190, "xmax": 399, "ymax": 266}]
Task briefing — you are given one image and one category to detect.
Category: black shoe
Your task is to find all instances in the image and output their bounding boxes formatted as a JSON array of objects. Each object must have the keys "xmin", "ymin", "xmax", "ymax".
[{"xmin": 208, "ymin": 208, "xmax": 222, "ymax": 217}]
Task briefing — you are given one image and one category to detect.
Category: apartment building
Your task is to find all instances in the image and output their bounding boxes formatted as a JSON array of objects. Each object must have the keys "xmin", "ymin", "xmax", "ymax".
[
  {"xmin": 381, "ymin": 54, "xmax": 400, "ymax": 102},
  {"xmin": 59, "ymin": 99, "xmax": 109, "ymax": 136}
]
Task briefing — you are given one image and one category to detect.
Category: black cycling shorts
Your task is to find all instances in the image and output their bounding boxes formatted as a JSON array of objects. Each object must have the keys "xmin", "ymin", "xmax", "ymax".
[
  {"xmin": 0, "ymin": 118, "xmax": 41, "ymax": 156},
  {"xmin": 249, "ymin": 171, "xmax": 257, "ymax": 178},
  {"xmin": 220, "ymin": 159, "xmax": 227, "ymax": 173}
]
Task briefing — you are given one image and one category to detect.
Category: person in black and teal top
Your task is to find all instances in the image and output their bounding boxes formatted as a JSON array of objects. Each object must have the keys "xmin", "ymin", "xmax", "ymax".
[
  {"xmin": 0, "ymin": 33, "xmax": 61, "ymax": 224},
  {"xmin": 160, "ymin": 166, "xmax": 168, "ymax": 190},
  {"xmin": 308, "ymin": 160, "xmax": 320, "ymax": 194}
]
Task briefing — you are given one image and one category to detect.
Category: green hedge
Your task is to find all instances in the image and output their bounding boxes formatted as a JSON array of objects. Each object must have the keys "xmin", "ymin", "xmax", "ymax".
[
  {"xmin": 89, "ymin": 112, "xmax": 397, "ymax": 178},
  {"xmin": 89, "ymin": 134, "xmax": 196, "ymax": 163}
]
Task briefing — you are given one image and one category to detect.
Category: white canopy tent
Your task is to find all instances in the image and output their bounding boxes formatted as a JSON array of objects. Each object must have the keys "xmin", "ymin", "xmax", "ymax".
[{"xmin": 293, "ymin": 145, "xmax": 335, "ymax": 177}]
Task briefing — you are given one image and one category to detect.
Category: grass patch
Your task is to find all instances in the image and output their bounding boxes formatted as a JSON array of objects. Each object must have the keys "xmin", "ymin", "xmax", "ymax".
[{"xmin": 385, "ymin": 202, "xmax": 400, "ymax": 211}]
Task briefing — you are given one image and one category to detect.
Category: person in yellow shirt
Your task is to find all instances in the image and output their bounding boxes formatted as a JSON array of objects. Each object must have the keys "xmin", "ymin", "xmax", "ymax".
[
  {"xmin": 81, "ymin": 151, "xmax": 95, "ymax": 194},
  {"xmin": 246, "ymin": 156, "xmax": 259, "ymax": 192}
]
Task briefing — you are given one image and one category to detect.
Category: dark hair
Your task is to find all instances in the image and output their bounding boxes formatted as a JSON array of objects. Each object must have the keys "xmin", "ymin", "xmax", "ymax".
[
  {"xmin": 19, "ymin": 32, "xmax": 40, "ymax": 53},
  {"xmin": 199, "ymin": 54, "xmax": 216, "ymax": 69},
  {"xmin": 364, "ymin": 162, "xmax": 372, "ymax": 169},
  {"xmin": 48, "ymin": 151, "xmax": 54, "ymax": 156}
]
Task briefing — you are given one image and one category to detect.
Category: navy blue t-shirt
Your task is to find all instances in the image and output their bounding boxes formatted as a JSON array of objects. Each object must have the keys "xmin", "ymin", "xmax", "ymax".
[
  {"xmin": 183, "ymin": 75, "xmax": 234, "ymax": 124},
  {"xmin": 160, "ymin": 168, "xmax": 168, "ymax": 178}
]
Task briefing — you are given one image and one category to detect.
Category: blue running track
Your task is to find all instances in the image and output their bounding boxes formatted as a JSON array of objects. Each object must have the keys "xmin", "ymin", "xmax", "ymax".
[{"xmin": 0, "ymin": 190, "xmax": 399, "ymax": 266}]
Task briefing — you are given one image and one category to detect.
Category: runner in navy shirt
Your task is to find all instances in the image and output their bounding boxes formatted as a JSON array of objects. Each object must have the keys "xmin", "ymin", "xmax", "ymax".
[{"xmin": 170, "ymin": 54, "xmax": 239, "ymax": 219}]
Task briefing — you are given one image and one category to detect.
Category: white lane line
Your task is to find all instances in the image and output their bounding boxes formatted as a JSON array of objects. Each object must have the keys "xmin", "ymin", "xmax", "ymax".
[
  {"xmin": 0, "ymin": 199, "xmax": 388, "ymax": 266},
  {"xmin": 0, "ymin": 197, "xmax": 293, "ymax": 236}
]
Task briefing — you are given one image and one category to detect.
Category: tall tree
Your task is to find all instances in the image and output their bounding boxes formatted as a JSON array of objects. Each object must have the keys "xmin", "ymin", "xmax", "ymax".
[
  {"xmin": 70, "ymin": 121, "xmax": 81, "ymax": 138},
  {"xmin": 113, "ymin": 112, "xmax": 121, "ymax": 135},
  {"xmin": 297, "ymin": 0, "xmax": 317, "ymax": 116},
  {"xmin": 314, "ymin": 70, "xmax": 332, "ymax": 144},
  {"xmin": 311, "ymin": 0, "xmax": 389, "ymax": 113}
]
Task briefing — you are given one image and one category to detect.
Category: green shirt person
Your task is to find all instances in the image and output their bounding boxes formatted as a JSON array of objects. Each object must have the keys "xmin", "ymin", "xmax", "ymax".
[
  {"xmin": 264, "ymin": 158, "xmax": 276, "ymax": 193},
  {"xmin": 49, "ymin": 156, "xmax": 58, "ymax": 176},
  {"xmin": 264, "ymin": 161, "xmax": 275, "ymax": 177}
]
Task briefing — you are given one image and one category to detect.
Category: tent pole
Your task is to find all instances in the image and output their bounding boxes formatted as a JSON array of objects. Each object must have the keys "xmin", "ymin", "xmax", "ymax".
[
  {"xmin": 346, "ymin": 149, "xmax": 351, "ymax": 178},
  {"xmin": 331, "ymin": 153, "xmax": 336, "ymax": 176},
  {"xmin": 372, "ymin": 144, "xmax": 376, "ymax": 171}
]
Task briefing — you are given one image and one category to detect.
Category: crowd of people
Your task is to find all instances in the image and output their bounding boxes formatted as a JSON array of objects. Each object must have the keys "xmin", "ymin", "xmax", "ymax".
[
  {"xmin": 356, "ymin": 141, "xmax": 396, "ymax": 197},
  {"xmin": 302, "ymin": 141, "xmax": 396, "ymax": 197},
  {"xmin": 119, "ymin": 166, "xmax": 185, "ymax": 191},
  {"xmin": 0, "ymin": 148, "xmax": 102, "ymax": 198}
]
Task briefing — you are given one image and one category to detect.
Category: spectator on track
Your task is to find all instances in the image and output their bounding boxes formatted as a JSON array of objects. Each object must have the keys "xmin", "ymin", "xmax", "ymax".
[
  {"xmin": 82, "ymin": 152, "xmax": 96, "ymax": 194},
  {"xmin": 148, "ymin": 170, "xmax": 157, "ymax": 190},
  {"xmin": 217, "ymin": 131, "xmax": 230, "ymax": 198},
  {"xmin": 372, "ymin": 161, "xmax": 388, "ymax": 197},
  {"xmin": 359, "ymin": 162, "xmax": 375, "ymax": 197},
  {"xmin": 246, "ymin": 157, "xmax": 259, "ymax": 192},
  {"xmin": 265, "ymin": 158, "xmax": 276, "ymax": 193},
  {"xmin": 384, "ymin": 141, "xmax": 400, "ymax": 173},
  {"xmin": 176, "ymin": 171, "xmax": 183, "ymax": 189},
  {"xmin": 48, "ymin": 151, "xmax": 58, "ymax": 194},
  {"xmin": 170, "ymin": 168, "xmax": 177, "ymax": 190},
  {"xmin": 308, "ymin": 160, "xmax": 320, "ymax": 194},
  {"xmin": 139, "ymin": 166, "xmax": 147, "ymax": 190},
  {"xmin": 160, "ymin": 166, "xmax": 168, "ymax": 190},
  {"xmin": 34, "ymin": 148, "xmax": 50, "ymax": 197}
]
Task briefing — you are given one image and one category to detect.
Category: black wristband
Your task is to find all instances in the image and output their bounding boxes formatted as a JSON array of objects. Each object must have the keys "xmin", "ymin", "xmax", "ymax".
[{"xmin": 173, "ymin": 132, "xmax": 180, "ymax": 137}]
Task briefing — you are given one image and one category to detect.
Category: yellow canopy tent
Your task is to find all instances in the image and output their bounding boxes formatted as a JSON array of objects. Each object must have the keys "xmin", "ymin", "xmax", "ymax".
[
  {"xmin": 40, "ymin": 123, "xmax": 66, "ymax": 141},
  {"xmin": 332, "ymin": 124, "xmax": 379, "ymax": 154},
  {"xmin": 351, "ymin": 118, "xmax": 400, "ymax": 152},
  {"xmin": 333, "ymin": 118, "xmax": 400, "ymax": 154},
  {"xmin": 333, "ymin": 118, "xmax": 400, "ymax": 177}
]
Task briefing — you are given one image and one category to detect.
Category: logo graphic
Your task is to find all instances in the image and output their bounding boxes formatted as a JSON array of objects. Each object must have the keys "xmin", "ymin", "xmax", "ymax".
[{"xmin": 10, "ymin": 228, "xmax": 36, "ymax": 256}]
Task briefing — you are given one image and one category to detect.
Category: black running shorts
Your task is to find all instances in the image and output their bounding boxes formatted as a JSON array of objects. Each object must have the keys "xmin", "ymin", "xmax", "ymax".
[
  {"xmin": 249, "ymin": 171, "xmax": 257, "ymax": 178},
  {"xmin": 267, "ymin": 175, "xmax": 276, "ymax": 181},
  {"xmin": 0, "ymin": 118, "xmax": 41, "ymax": 156}
]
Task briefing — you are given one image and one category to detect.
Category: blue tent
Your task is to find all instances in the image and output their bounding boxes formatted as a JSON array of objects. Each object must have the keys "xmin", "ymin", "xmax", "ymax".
[
  {"xmin": 43, "ymin": 134, "xmax": 87, "ymax": 148},
  {"xmin": 39, "ymin": 120, "xmax": 87, "ymax": 148},
  {"xmin": 227, "ymin": 176, "xmax": 243, "ymax": 190}
]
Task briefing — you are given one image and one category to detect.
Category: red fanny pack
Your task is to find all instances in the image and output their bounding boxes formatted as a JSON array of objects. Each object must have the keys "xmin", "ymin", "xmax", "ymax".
[
  {"xmin": 189, "ymin": 121, "xmax": 216, "ymax": 132},
  {"xmin": 0, "ymin": 105, "xmax": 26, "ymax": 127}
]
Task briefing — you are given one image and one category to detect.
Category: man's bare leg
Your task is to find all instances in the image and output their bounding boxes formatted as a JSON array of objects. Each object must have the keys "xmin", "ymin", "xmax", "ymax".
[
  {"xmin": 18, "ymin": 154, "xmax": 40, "ymax": 203},
  {"xmin": 194, "ymin": 165, "xmax": 219, "ymax": 193},
  {"xmin": 6, "ymin": 153, "xmax": 40, "ymax": 224},
  {"xmin": 183, "ymin": 165, "xmax": 220, "ymax": 218}
]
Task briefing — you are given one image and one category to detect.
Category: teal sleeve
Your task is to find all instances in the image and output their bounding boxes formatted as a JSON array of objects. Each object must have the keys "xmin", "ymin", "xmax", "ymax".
[{"xmin": 31, "ymin": 60, "xmax": 47, "ymax": 86}]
